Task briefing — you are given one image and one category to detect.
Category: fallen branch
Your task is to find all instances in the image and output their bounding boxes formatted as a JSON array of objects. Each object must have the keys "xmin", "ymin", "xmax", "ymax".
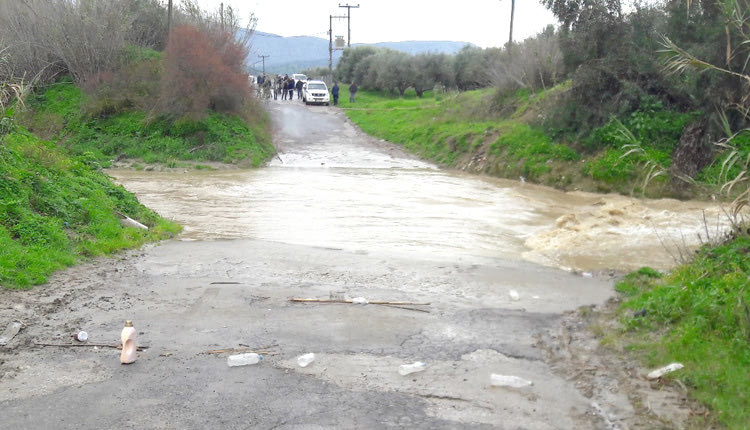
[{"xmin": 34, "ymin": 342, "xmax": 149, "ymax": 351}]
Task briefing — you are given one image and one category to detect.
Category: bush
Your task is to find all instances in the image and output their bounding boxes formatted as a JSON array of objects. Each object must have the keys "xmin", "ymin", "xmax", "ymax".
[
  {"xmin": 158, "ymin": 25, "xmax": 250, "ymax": 119},
  {"xmin": 587, "ymin": 104, "xmax": 697, "ymax": 152}
]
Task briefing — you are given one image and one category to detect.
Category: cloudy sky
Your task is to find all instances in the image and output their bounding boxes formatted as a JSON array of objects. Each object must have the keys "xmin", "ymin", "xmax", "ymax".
[{"xmin": 195, "ymin": 0, "xmax": 558, "ymax": 48}]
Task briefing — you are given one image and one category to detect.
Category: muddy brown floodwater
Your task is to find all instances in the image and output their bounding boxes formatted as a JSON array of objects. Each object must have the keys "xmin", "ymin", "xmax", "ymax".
[
  {"xmin": 0, "ymin": 99, "xmax": 716, "ymax": 429},
  {"xmin": 110, "ymin": 104, "xmax": 724, "ymax": 273}
]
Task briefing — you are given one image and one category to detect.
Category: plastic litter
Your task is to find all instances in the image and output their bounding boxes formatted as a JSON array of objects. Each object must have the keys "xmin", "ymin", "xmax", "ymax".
[
  {"xmin": 297, "ymin": 353, "xmax": 315, "ymax": 367},
  {"xmin": 74, "ymin": 331, "xmax": 88, "ymax": 342},
  {"xmin": 398, "ymin": 361, "xmax": 426, "ymax": 376},
  {"xmin": 490, "ymin": 374, "xmax": 533, "ymax": 388},
  {"xmin": 647, "ymin": 362, "xmax": 683, "ymax": 380},
  {"xmin": 227, "ymin": 353, "xmax": 263, "ymax": 367},
  {"xmin": 119, "ymin": 215, "xmax": 148, "ymax": 230},
  {"xmin": 509, "ymin": 290, "xmax": 520, "ymax": 301},
  {"xmin": 120, "ymin": 320, "xmax": 137, "ymax": 364},
  {"xmin": 351, "ymin": 297, "xmax": 369, "ymax": 304}
]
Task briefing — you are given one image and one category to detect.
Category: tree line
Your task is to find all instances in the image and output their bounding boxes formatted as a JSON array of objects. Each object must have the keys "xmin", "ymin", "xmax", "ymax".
[{"xmin": 332, "ymin": 25, "xmax": 562, "ymax": 97}]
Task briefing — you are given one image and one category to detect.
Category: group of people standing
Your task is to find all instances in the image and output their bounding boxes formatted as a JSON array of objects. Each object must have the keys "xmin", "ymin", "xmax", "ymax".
[
  {"xmin": 256, "ymin": 74, "xmax": 359, "ymax": 105},
  {"xmin": 257, "ymin": 74, "xmax": 304, "ymax": 101}
]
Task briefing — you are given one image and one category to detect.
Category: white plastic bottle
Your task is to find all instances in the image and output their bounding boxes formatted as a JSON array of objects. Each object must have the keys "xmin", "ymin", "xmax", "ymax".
[
  {"xmin": 398, "ymin": 361, "xmax": 426, "ymax": 376},
  {"xmin": 227, "ymin": 353, "xmax": 263, "ymax": 367},
  {"xmin": 490, "ymin": 374, "xmax": 533, "ymax": 388},
  {"xmin": 297, "ymin": 353, "xmax": 315, "ymax": 367},
  {"xmin": 120, "ymin": 320, "xmax": 137, "ymax": 364}
]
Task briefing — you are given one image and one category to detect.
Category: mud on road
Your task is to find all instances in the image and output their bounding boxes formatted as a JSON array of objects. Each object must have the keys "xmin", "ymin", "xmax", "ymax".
[{"xmin": 0, "ymin": 101, "xmax": 692, "ymax": 429}]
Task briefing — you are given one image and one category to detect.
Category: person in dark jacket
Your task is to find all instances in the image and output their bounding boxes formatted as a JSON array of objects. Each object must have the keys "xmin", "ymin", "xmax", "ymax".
[
  {"xmin": 287, "ymin": 78, "xmax": 294, "ymax": 100},
  {"xmin": 296, "ymin": 79, "xmax": 304, "ymax": 100},
  {"xmin": 282, "ymin": 75, "xmax": 290, "ymax": 100},
  {"xmin": 349, "ymin": 82, "xmax": 358, "ymax": 103},
  {"xmin": 331, "ymin": 82, "xmax": 340, "ymax": 106}
]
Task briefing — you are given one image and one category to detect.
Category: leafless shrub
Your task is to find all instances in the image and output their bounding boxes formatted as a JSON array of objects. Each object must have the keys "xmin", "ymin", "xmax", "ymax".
[
  {"xmin": 487, "ymin": 26, "xmax": 564, "ymax": 93},
  {"xmin": 0, "ymin": 0, "xmax": 139, "ymax": 84}
]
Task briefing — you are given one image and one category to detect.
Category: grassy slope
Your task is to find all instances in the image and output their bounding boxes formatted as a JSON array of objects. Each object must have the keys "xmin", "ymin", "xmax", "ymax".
[
  {"xmin": 614, "ymin": 237, "xmax": 749, "ymax": 429},
  {"xmin": 0, "ymin": 128, "xmax": 181, "ymax": 288},
  {"xmin": 26, "ymin": 82, "xmax": 276, "ymax": 168},
  {"xmin": 341, "ymin": 87, "xmax": 580, "ymax": 184},
  {"xmin": 339, "ymin": 85, "xmax": 707, "ymax": 196},
  {"xmin": 339, "ymin": 85, "xmax": 749, "ymax": 428}
]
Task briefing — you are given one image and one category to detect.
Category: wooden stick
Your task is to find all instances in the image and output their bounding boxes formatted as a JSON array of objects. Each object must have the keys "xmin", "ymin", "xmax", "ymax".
[
  {"xmin": 34, "ymin": 342, "xmax": 149, "ymax": 351},
  {"xmin": 290, "ymin": 298, "xmax": 430, "ymax": 306},
  {"xmin": 202, "ymin": 348, "xmax": 277, "ymax": 355},
  {"xmin": 202, "ymin": 344, "xmax": 278, "ymax": 355},
  {"xmin": 378, "ymin": 304, "xmax": 431, "ymax": 313}
]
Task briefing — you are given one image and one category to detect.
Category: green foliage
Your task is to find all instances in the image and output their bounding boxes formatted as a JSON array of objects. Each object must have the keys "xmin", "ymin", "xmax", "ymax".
[
  {"xmin": 698, "ymin": 129, "xmax": 750, "ymax": 186},
  {"xmin": 0, "ymin": 129, "xmax": 181, "ymax": 288},
  {"xmin": 614, "ymin": 267, "xmax": 663, "ymax": 296},
  {"xmin": 581, "ymin": 106, "xmax": 697, "ymax": 189},
  {"xmin": 582, "ymin": 148, "xmax": 636, "ymax": 183},
  {"xmin": 615, "ymin": 234, "xmax": 750, "ymax": 428},
  {"xmin": 23, "ymin": 82, "xmax": 274, "ymax": 167},
  {"xmin": 588, "ymin": 103, "xmax": 698, "ymax": 153},
  {"xmin": 491, "ymin": 122, "xmax": 579, "ymax": 179}
]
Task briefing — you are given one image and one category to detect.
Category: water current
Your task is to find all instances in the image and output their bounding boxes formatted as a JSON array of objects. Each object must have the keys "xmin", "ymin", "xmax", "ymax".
[{"xmin": 108, "ymin": 103, "xmax": 728, "ymax": 272}]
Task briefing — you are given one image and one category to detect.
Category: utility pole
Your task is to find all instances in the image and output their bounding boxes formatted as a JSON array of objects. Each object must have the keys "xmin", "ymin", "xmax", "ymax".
[
  {"xmin": 508, "ymin": 0, "xmax": 515, "ymax": 47},
  {"xmin": 329, "ymin": 15, "xmax": 347, "ymax": 81},
  {"xmin": 167, "ymin": 0, "xmax": 173, "ymax": 40},
  {"xmin": 258, "ymin": 54, "xmax": 270, "ymax": 75},
  {"xmin": 338, "ymin": 3, "xmax": 359, "ymax": 47},
  {"xmin": 500, "ymin": 0, "xmax": 515, "ymax": 49},
  {"xmin": 329, "ymin": 15, "xmax": 333, "ymax": 78}
]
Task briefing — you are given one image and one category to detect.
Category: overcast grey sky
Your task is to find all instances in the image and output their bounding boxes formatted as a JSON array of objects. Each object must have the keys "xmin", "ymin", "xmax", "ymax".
[{"xmin": 195, "ymin": 0, "xmax": 558, "ymax": 48}]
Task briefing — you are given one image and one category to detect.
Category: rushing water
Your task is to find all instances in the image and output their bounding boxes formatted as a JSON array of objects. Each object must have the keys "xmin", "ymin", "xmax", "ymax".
[{"xmin": 108, "ymin": 102, "xmax": 727, "ymax": 272}]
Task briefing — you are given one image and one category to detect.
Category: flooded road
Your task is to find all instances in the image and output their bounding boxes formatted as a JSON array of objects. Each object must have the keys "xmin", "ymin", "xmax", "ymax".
[
  {"xmin": 3, "ymin": 99, "xmax": 700, "ymax": 429},
  {"xmin": 110, "ymin": 101, "xmax": 724, "ymax": 272}
]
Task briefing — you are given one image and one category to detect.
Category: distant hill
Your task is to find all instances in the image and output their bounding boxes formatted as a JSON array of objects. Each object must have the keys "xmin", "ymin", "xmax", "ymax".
[{"xmin": 247, "ymin": 31, "xmax": 473, "ymax": 76}]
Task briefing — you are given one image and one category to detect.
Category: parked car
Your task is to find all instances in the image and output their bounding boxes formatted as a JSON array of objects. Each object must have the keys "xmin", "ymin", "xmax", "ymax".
[
  {"xmin": 302, "ymin": 80, "xmax": 330, "ymax": 106},
  {"xmin": 292, "ymin": 73, "xmax": 307, "ymax": 85}
]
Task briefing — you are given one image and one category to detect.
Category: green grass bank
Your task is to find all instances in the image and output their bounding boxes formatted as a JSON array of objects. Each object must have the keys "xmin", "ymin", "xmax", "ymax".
[
  {"xmin": 611, "ymin": 234, "xmax": 750, "ymax": 429},
  {"xmin": 0, "ymin": 128, "xmax": 181, "ymax": 288},
  {"xmin": 337, "ymin": 84, "xmax": 746, "ymax": 199}
]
